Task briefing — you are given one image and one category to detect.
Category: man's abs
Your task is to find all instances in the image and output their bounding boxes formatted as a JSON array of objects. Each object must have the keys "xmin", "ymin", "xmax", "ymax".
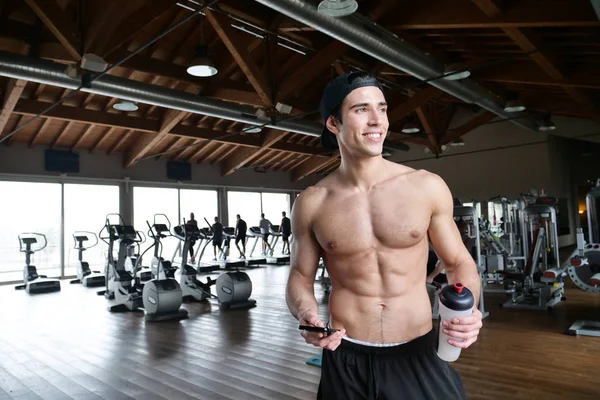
[{"xmin": 325, "ymin": 252, "xmax": 434, "ymax": 344}]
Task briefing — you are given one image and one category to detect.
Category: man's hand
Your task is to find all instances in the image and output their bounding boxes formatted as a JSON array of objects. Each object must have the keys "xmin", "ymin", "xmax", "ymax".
[
  {"xmin": 299, "ymin": 310, "xmax": 346, "ymax": 351},
  {"xmin": 442, "ymin": 308, "xmax": 483, "ymax": 349}
]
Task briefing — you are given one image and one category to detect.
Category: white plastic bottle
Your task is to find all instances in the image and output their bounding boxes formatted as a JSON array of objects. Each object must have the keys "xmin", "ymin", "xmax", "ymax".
[{"xmin": 437, "ymin": 283, "xmax": 475, "ymax": 362}]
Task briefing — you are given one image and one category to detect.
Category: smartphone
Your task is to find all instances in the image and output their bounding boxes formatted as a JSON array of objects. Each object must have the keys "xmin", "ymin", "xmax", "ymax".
[{"xmin": 299, "ymin": 325, "xmax": 338, "ymax": 335}]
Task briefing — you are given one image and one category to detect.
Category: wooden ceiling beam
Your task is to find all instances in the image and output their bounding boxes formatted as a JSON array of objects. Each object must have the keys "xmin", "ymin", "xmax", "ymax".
[
  {"xmin": 12, "ymin": 99, "xmax": 327, "ymax": 156},
  {"xmin": 471, "ymin": 0, "xmax": 593, "ymax": 107},
  {"xmin": 388, "ymin": 87, "xmax": 442, "ymax": 124},
  {"xmin": 205, "ymin": 9, "xmax": 272, "ymax": 107},
  {"xmin": 0, "ymin": 79, "xmax": 27, "ymax": 138},
  {"xmin": 292, "ymin": 155, "xmax": 339, "ymax": 182},
  {"xmin": 439, "ymin": 111, "xmax": 496, "ymax": 145},
  {"xmin": 98, "ymin": 2, "xmax": 175, "ymax": 56},
  {"xmin": 220, "ymin": 129, "xmax": 289, "ymax": 176},
  {"xmin": 23, "ymin": 0, "xmax": 81, "ymax": 61},
  {"xmin": 277, "ymin": 41, "xmax": 348, "ymax": 101},
  {"xmin": 415, "ymin": 106, "xmax": 438, "ymax": 150},
  {"xmin": 389, "ymin": 0, "xmax": 598, "ymax": 29}
]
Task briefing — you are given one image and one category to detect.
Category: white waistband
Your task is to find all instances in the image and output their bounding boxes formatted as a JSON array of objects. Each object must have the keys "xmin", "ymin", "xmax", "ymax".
[{"xmin": 343, "ymin": 336, "xmax": 409, "ymax": 347}]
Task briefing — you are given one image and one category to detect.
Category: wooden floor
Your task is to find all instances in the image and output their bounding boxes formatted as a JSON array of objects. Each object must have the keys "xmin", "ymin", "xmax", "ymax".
[{"xmin": 0, "ymin": 265, "xmax": 599, "ymax": 400}]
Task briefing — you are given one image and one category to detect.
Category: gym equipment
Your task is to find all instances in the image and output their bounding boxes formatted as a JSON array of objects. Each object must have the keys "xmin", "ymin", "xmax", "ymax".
[
  {"xmin": 587, "ymin": 179, "xmax": 600, "ymax": 243},
  {"xmin": 216, "ymin": 227, "xmax": 246, "ymax": 269},
  {"xmin": 128, "ymin": 230, "xmax": 152, "ymax": 284},
  {"xmin": 97, "ymin": 214, "xmax": 144, "ymax": 312},
  {"xmin": 69, "ymin": 231, "xmax": 105, "ymax": 287},
  {"xmin": 564, "ymin": 228, "xmax": 600, "ymax": 337},
  {"xmin": 214, "ymin": 271, "xmax": 257, "ymax": 309},
  {"xmin": 140, "ymin": 214, "xmax": 188, "ymax": 322},
  {"xmin": 316, "ymin": 258, "xmax": 331, "ymax": 294},
  {"xmin": 266, "ymin": 225, "xmax": 291, "ymax": 264},
  {"xmin": 428, "ymin": 206, "xmax": 489, "ymax": 320},
  {"xmin": 500, "ymin": 197, "xmax": 567, "ymax": 311},
  {"xmin": 14, "ymin": 233, "xmax": 61, "ymax": 294},
  {"xmin": 173, "ymin": 222, "xmax": 217, "ymax": 302},
  {"xmin": 245, "ymin": 227, "xmax": 268, "ymax": 266},
  {"xmin": 192, "ymin": 226, "xmax": 221, "ymax": 272}
]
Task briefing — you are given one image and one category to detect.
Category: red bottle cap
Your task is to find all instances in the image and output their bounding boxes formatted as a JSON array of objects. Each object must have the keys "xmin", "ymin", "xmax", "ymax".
[{"xmin": 454, "ymin": 283, "xmax": 464, "ymax": 293}]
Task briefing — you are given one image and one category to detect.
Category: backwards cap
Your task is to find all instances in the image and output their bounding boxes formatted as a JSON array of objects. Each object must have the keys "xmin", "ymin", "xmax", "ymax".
[{"xmin": 319, "ymin": 72, "xmax": 384, "ymax": 150}]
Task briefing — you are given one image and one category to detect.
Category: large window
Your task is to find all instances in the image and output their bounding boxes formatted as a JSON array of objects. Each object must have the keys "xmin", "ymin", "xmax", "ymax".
[
  {"xmin": 180, "ymin": 189, "xmax": 218, "ymax": 229},
  {"xmin": 0, "ymin": 181, "xmax": 62, "ymax": 282},
  {"xmin": 228, "ymin": 191, "xmax": 262, "ymax": 230},
  {"xmin": 63, "ymin": 184, "xmax": 120, "ymax": 277},
  {"xmin": 261, "ymin": 192, "xmax": 291, "ymax": 254},
  {"xmin": 133, "ymin": 187, "xmax": 179, "ymax": 265}
]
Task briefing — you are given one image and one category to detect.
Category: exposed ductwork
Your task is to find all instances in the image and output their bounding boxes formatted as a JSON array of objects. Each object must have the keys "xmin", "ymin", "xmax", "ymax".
[
  {"xmin": 0, "ymin": 51, "xmax": 325, "ymax": 134},
  {"xmin": 252, "ymin": 0, "xmax": 540, "ymax": 133},
  {"xmin": 0, "ymin": 51, "xmax": 411, "ymax": 152}
]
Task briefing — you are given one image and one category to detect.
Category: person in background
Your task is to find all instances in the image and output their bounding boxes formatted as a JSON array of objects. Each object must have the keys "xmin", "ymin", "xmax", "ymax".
[
  {"xmin": 186, "ymin": 213, "xmax": 198, "ymax": 263},
  {"xmin": 211, "ymin": 216, "xmax": 224, "ymax": 261},
  {"xmin": 280, "ymin": 211, "xmax": 292, "ymax": 255},
  {"xmin": 235, "ymin": 214, "xmax": 247, "ymax": 259},
  {"xmin": 259, "ymin": 213, "xmax": 274, "ymax": 256}
]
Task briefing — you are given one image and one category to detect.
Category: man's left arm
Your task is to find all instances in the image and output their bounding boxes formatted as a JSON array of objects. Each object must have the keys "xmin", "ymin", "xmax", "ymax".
[{"xmin": 426, "ymin": 173, "xmax": 482, "ymax": 348}]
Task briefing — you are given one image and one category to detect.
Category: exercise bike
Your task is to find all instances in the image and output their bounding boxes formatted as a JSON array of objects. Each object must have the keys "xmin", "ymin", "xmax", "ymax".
[
  {"xmin": 14, "ymin": 233, "xmax": 61, "ymax": 294},
  {"xmin": 69, "ymin": 231, "xmax": 105, "ymax": 287},
  {"xmin": 97, "ymin": 214, "xmax": 144, "ymax": 312},
  {"xmin": 139, "ymin": 214, "xmax": 188, "ymax": 322},
  {"xmin": 173, "ymin": 221, "xmax": 217, "ymax": 302}
]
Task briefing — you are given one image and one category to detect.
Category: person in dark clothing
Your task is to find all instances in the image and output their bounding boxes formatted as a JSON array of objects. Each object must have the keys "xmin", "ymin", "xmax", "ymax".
[
  {"xmin": 235, "ymin": 214, "xmax": 247, "ymax": 259},
  {"xmin": 211, "ymin": 216, "xmax": 223, "ymax": 260},
  {"xmin": 280, "ymin": 211, "xmax": 292, "ymax": 255},
  {"xmin": 186, "ymin": 213, "xmax": 198, "ymax": 263}
]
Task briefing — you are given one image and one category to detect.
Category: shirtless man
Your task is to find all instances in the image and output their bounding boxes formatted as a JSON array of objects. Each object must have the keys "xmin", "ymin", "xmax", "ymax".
[{"xmin": 287, "ymin": 72, "xmax": 483, "ymax": 400}]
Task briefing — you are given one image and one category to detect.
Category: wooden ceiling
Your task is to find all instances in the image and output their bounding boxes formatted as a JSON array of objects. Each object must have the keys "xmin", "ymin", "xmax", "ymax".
[{"xmin": 0, "ymin": 0, "xmax": 599, "ymax": 181}]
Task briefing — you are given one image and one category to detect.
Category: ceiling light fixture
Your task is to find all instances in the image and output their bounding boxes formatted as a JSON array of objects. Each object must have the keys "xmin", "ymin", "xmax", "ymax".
[
  {"xmin": 537, "ymin": 114, "xmax": 556, "ymax": 131},
  {"xmin": 187, "ymin": 45, "xmax": 218, "ymax": 77},
  {"xmin": 113, "ymin": 100, "xmax": 138, "ymax": 112},
  {"xmin": 504, "ymin": 99, "xmax": 526, "ymax": 113},
  {"xmin": 402, "ymin": 121, "xmax": 420, "ymax": 134},
  {"xmin": 245, "ymin": 126, "xmax": 262, "ymax": 133},
  {"xmin": 317, "ymin": 0, "xmax": 358, "ymax": 17},
  {"xmin": 443, "ymin": 63, "xmax": 471, "ymax": 81}
]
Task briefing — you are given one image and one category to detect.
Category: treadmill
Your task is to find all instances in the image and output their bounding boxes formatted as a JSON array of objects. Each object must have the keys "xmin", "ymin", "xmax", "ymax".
[
  {"xmin": 216, "ymin": 227, "xmax": 246, "ymax": 270},
  {"xmin": 266, "ymin": 225, "xmax": 291, "ymax": 264},
  {"xmin": 244, "ymin": 227, "xmax": 267, "ymax": 267},
  {"xmin": 196, "ymin": 227, "xmax": 221, "ymax": 273}
]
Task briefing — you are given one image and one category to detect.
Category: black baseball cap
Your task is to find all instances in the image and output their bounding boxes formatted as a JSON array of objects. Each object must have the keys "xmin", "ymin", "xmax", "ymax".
[{"xmin": 319, "ymin": 72, "xmax": 385, "ymax": 150}]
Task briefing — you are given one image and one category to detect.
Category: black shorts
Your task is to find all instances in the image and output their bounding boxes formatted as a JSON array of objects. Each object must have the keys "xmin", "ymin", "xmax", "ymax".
[
  {"xmin": 212, "ymin": 236, "xmax": 222, "ymax": 246},
  {"xmin": 317, "ymin": 328, "xmax": 466, "ymax": 400},
  {"xmin": 282, "ymin": 233, "xmax": 290, "ymax": 241},
  {"xmin": 262, "ymin": 233, "xmax": 269, "ymax": 242},
  {"xmin": 235, "ymin": 235, "xmax": 246, "ymax": 244}
]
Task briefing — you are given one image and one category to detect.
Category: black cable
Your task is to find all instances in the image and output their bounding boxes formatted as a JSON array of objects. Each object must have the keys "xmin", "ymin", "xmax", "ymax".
[{"xmin": 0, "ymin": 0, "xmax": 221, "ymax": 146}]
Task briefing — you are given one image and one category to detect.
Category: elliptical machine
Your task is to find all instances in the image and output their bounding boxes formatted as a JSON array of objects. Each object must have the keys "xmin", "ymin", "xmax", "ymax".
[
  {"xmin": 140, "ymin": 214, "xmax": 188, "ymax": 322},
  {"xmin": 173, "ymin": 221, "xmax": 216, "ymax": 302},
  {"xmin": 69, "ymin": 231, "xmax": 105, "ymax": 287},
  {"xmin": 97, "ymin": 214, "xmax": 144, "ymax": 312},
  {"xmin": 14, "ymin": 233, "xmax": 61, "ymax": 294}
]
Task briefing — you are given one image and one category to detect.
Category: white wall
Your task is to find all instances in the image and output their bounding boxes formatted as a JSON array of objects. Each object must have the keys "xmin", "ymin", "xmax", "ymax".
[
  {"xmin": 387, "ymin": 112, "xmax": 600, "ymax": 247},
  {"xmin": 391, "ymin": 110, "xmax": 553, "ymax": 200},
  {"xmin": 0, "ymin": 143, "xmax": 321, "ymax": 191}
]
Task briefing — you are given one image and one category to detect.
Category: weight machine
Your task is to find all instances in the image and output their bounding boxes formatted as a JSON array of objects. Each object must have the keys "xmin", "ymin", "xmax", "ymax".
[{"xmin": 499, "ymin": 197, "xmax": 567, "ymax": 311}]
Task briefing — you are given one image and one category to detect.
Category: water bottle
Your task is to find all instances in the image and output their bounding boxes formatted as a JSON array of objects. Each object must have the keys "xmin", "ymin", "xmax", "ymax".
[{"xmin": 437, "ymin": 283, "xmax": 474, "ymax": 362}]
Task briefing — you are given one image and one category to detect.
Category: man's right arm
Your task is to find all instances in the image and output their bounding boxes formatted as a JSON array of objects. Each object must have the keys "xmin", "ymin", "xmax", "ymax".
[{"xmin": 286, "ymin": 189, "xmax": 321, "ymax": 321}]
